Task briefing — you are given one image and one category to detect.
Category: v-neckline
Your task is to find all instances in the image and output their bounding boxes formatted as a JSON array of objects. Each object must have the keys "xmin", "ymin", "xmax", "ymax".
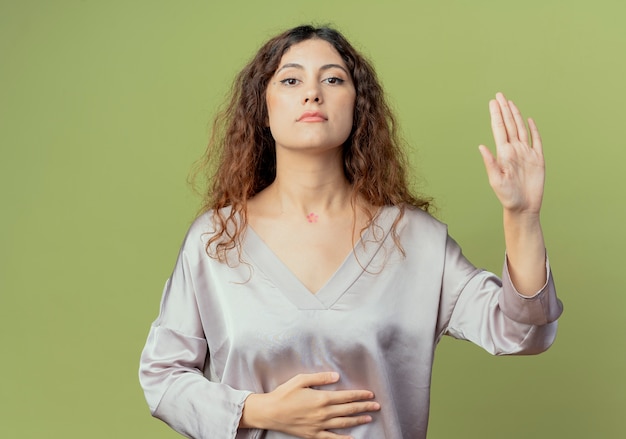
[{"xmin": 242, "ymin": 206, "xmax": 399, "ymax": 310}]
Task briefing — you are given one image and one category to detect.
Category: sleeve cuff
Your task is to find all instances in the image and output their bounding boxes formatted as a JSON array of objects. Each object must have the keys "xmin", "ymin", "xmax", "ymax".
[
  {"xmin": 499, "ymin": 254, "xmax": 563, "ymax": 325},
  {"xmin": 154, "ymin": 374, "xmax": 253, "ymax": 439}
]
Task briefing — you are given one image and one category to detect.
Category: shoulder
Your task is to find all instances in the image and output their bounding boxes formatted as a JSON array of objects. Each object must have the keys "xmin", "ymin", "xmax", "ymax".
[
  {"xmin": 180, "ymin": 208, "xmax": 226, "ymax": 253},
  {"xmin": 182, "ymin": 206, "xmax": 245, "ymax": 266},
  {"xmin": 370, "ymin": 205, "xmax": 449, "ymax": 255},
  {"xmin": 180, "ymin": 211, "xmax": 210, "ymax": 245},
  {"xmin": 394, "ymin": 205, "xmax": 448, "ymax": 236},
  {"xmin": 185, "ymin": 206, "xmax": 235, "ymax": 242},
  {"xmin": 379, "ymin": 205, "xmax": 450, "ymax": 260}
]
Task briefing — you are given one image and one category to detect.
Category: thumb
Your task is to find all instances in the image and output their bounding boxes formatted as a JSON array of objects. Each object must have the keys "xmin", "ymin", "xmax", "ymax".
[{"xmin": 478, "ymin": 145, "xmax": 499, "ymax": 181}]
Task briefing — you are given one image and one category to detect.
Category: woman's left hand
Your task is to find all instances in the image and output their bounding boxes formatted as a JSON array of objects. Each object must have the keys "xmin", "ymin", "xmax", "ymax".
[{"xmin": 479, "ymin": 92, "xmax": 545, "ymax": 215}]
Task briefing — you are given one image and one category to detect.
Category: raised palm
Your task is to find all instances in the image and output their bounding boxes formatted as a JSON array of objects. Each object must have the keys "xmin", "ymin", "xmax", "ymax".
[{"xmin": 479, "ymin": 92, "xmax": 545, "ymax": 215}]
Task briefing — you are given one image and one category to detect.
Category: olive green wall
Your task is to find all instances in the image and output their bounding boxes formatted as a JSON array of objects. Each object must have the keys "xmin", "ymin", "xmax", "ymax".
[{"xmin": 1, "ymin": 0, "xmax": 624, "ymax": 437}]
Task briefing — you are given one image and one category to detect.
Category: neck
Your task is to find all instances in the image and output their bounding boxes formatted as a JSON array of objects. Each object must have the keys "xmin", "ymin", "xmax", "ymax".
[{"xmin": 268, "ymin": 148, "xmax": 352, "ymax": 218}]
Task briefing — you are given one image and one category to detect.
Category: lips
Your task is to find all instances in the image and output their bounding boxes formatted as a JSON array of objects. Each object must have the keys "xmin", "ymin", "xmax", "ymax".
[{"xmin": 297, "ymin": 111, "xmax": 327, "ymax": 122}]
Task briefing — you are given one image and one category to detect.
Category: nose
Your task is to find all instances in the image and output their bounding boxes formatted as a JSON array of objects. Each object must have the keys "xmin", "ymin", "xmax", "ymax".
[{"xmin": 303, "ymin": 84, "xmax": 322, "ymax": 104}]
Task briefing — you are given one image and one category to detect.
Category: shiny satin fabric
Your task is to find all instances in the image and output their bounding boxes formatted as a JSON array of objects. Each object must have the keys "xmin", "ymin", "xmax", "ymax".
[{"xmin": 139, "ymin": 206, "xmax": 562, "ymax": 439}]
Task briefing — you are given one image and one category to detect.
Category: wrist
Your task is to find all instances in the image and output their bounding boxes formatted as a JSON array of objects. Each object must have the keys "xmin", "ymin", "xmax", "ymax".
[
  {"xmin": 240, "ymin": 393, "xmax": 270, "ymax": 430},
  {"xmin": 503, "ymin": 209, "xmax": 541, "ymax": 227}
]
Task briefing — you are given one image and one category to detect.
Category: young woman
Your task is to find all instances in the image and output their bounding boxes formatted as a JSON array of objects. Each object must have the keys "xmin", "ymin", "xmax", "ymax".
[{"xmin": 139, "ymin": 25, "xmax": 563, "ymax": 439}]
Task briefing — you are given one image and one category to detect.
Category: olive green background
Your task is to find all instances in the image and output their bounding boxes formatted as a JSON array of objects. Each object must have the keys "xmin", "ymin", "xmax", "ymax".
[{"xmin": 1, "ymin": 0, "xmax": 624, "ymax": 437}]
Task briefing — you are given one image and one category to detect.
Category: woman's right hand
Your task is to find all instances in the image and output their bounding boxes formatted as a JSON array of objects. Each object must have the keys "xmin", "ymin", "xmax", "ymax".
[{"xmin": 239, "ymin": 372, "xmax": 380, "ymax": 439}]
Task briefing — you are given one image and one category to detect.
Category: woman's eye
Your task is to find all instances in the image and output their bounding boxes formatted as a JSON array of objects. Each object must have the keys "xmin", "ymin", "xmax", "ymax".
[
  {"xmin": 323, "ymin": 77, "xmax": 344, "ymax": 85},
  {"xmin": 279, "ymin": 78, "xmax": 299, "ymax": 86}
]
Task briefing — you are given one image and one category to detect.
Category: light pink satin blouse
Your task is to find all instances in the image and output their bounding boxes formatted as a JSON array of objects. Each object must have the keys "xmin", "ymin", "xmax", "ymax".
[{"xmin": 139, "ymin": 206, "xmax": 562, "ymax": 438}]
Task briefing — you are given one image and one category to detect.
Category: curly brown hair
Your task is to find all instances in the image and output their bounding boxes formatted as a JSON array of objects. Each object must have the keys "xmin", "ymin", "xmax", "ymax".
[{"xmin": 192, "ymin": 25, "xmax": 431, "ymax": 262}]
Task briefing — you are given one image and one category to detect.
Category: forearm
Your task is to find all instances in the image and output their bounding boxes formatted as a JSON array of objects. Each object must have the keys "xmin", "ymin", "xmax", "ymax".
[{"xmin": 503, "ymin": 210, "xmax": 546, "ymax": 296}]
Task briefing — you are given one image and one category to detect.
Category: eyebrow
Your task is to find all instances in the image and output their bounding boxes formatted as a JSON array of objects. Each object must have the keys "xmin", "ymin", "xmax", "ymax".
[{"xmin": 276, "ymin": 63, "xmax": 350, "ymax": 75}]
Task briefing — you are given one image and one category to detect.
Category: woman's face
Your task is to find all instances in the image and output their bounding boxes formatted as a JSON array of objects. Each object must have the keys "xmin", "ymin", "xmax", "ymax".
[{"xmin": 265, "ymin": 38, "xmax": 356, "ymax": 154}]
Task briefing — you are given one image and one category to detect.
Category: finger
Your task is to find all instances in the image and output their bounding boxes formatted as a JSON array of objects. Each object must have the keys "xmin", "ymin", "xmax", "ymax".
[
  {"xmin": 508, "ymin": 100, "xmax": 529, "ymax": 144},
  {"xmin": 323, "ymin": 414, "xmax": 374, "ymax": 431},
  {"xmin": 317, "ymin": 431, "xmax": 354, "ymax": 439},
  {"xmin": 488, "ymin": 99, "xmax": 509, "ymax": 147},
  {"xmin": 495, "ymin": 92, "xmax": 518, "ymax": 141},
  {"xmin": 528, "ymin": 117, "xmax": 543, "ymax": 154},
  {"xmin": 294, "ymin": 372, "xmax": 340, "ymax": 388},
  {"xmin": 326, "ymin": 400, "xmax": 381, "ymax": 418},
  {"xmin": 323, "ymin": 389, "xmax": 376, "ymax": 405}
]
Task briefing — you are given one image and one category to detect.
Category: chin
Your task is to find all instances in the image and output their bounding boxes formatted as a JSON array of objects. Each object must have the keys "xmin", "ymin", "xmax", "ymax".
[{"xmin": 276, "ymin": 136, "xmax": 348, "ymax": 152}]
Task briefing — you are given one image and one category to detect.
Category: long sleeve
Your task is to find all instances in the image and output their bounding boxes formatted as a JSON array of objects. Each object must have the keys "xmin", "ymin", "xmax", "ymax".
[
  {"xmin": 138, "ymin": 246, "xmax": 252, "ymax": 439},
  {"xmin": 440, "ymin": 235, "xmax": 563, "ymax": 355}
]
